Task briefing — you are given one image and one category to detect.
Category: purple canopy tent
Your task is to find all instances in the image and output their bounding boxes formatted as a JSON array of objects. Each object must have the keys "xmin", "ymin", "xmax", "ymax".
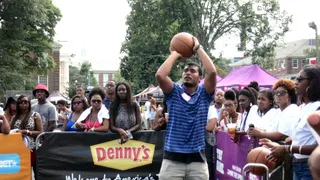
[
  {"xmin": 216, "ymin": 64, "xmax": 278, "ymax": 91},
  {"xmin": 198, "ymin": 75, "xmax": 222, "ymax": 86}
]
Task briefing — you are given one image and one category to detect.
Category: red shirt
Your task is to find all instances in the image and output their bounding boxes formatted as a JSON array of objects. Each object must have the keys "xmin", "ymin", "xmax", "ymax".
[{"xmin": 84, "ymin": 116, "xmax": 102, "ymax": 131}]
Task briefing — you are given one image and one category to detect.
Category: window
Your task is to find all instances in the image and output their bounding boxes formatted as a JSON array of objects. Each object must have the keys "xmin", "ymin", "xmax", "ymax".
[
  {"xmin": 103, "ymin": 74, "xmax": 109, "ymax": 87},
  {"xmin": 292, "ymin": 59, "xmax": 298, "ymax": 69},
  {"xmin": 279, "ymin": 59, "xmax": 285, "ymax": 69},
  {"xmin": 301, "ymin": 59, "xmax": 307, "ymax": 67},
  {"xmin": 38, "ymin": 75, "xmax": 48, "ymax": 86}
]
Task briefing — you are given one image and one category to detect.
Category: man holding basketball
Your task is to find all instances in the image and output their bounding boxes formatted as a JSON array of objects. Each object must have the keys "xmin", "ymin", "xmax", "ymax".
[{"xmin": 156, "ymin": 34, "xmax": 217, "ymax": 180}]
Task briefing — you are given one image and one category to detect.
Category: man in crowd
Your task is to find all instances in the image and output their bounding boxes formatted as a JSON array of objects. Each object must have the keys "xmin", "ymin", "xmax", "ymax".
[
  {"xmin": 213, "ymin": 89, "xmax": 225, "ymax": 120},
  {"xmin": 144, "ymin": 94, "xmax": 152, "ymax": 129},
  {"xmin": 76, "ymin": 85, "xmax": 85, "ymax": 96},
  {"xmin": 103, "ymin": 80, "xmax": 116, "ymax": 110},
  {"xmin": 56, "ymin": 100, "xmax": 71, "ymax": 129},
  {"xmin": 156, "ymin": 36, "xmax": 217, "ymax": 180},
  {"xmin": 32, "ymin": 84, "xmax": 58, "ymax": 132}
]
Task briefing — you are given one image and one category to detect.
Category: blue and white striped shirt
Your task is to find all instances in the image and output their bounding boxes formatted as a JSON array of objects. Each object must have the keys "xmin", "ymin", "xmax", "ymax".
[{"xmin": 164, "ymin": 83, "xmax": 213, "ymax": 153}]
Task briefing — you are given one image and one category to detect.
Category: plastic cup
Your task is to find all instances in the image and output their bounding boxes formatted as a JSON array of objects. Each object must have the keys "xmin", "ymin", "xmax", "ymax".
[{"xmin": 227, "ymin": 123, "xmax": 237, "ymax": 137}]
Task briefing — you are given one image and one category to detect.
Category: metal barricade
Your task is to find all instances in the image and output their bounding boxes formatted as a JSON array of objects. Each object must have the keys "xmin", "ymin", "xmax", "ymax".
[
  {"xmin": 242, "ymin": 163, "xmax": 284, "ymax": 180},
  {"xmin": 35, "ymin": 132, "xmax": 46, "ymax": 150}
]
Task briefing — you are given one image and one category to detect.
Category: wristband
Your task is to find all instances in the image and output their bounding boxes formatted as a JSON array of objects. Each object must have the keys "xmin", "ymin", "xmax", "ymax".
[
  {"xmin": 195, "ymin": 45, "xmax": 203, "ymax": 52},
  {"xmin": 290, "ymin": 145, "xmax": 293, "ymax": 154}
]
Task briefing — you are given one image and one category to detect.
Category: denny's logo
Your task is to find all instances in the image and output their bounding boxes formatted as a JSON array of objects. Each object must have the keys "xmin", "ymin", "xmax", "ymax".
[{"xmin": 90, "ymin": 140, "xmax": 155, "ymax": 171}]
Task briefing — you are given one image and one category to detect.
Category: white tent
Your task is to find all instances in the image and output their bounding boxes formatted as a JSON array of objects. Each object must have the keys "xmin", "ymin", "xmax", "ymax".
[{"xmin": 47, "ymin": 91, "xmax": 70, "ymax": 104}]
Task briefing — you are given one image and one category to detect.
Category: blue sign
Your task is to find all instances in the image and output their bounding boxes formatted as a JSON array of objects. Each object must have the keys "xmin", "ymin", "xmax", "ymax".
[{"xmin": 0, "ymin": 154, "xmax": 20, "ymax": 174}]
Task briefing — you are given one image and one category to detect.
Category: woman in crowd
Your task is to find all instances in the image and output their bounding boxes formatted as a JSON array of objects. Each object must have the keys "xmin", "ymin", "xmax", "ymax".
[
  {"xmin": 10, "ymin": 94, "xmax": 43, "ymax": 167},
  {"xmin": 63, "ymin": 95, "xmax": 89, "ymax": 131},
  {"xmin": 75, "ymin": 87, "xmax": 109, "ymax": 132},
  {"xmin": 248, "ymin": 79, "xmax": 299, "ymax": 140},
  {"xmin": 149, "ymin": 97, "xmax": 157, "ymax": 129},
  {"xmin": 0, "ymin": 114, "xmax": 10, "ymax": 134},
  {"xmin": 237, "ymin": 85, "xmax": 258, "ymax": 131},
  {"xmin": 153, "ymin": 98, "xmax": 168, "ymax": 131},
  {"xmin": 261, "ymin": 65, "xmax": 320, "ymax": 180},
  {"xmin": 3, "ymin": 97, "xmax": 16, "ymax": 124},
  {"xmin": 110, "ymin": 82, "xmax": 141, "ymax": 143},
  {"xmin": 219, "ymin": 90, "xmax": 240, "ymax": 129},
  {"xmin": 231, "ymin": 88, "xmax": 240, "ymax": 113},
  {"xmin": 247, "ymin": 88, "xmax": 277, "ymax": 131}
]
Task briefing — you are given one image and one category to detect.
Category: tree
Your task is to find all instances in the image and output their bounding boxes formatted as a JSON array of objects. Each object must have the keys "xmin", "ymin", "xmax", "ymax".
[
  {"xmin": 120, "ymin": 0, "xmax": 291, "ymax": 92},
  {"xmin": 67, "ymin": 61, "xmax": 98, "ymax": 98},
  {"xmin": 114, "ymin": 69, "xmax": 126, "ymax": 83},
  {"xmin": 0, "ymin": 0, "xmax": 61, "ymax": 98}
]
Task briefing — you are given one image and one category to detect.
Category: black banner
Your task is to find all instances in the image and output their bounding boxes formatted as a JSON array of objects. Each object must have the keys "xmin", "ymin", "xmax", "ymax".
[{"xmin": 36, "ymin": 131, "xmax": 166, "ymax": 180}]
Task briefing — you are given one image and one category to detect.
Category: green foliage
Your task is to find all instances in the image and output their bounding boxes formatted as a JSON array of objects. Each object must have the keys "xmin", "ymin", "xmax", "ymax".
[
  {"xmin": 114, "ymin": 69, "xmax": 126, "ymax": 83},
  {"xmin": 251, "ymin": 43, "xmax": 276, "ymax": 69},
  {"xmin": 303, "ymin": 35, "xmax": 320, "ymax": 58},
  {"xmin": 120, "ymin": 0, "xmax": 291, "ymax": 92},
  {"xmin": 0, "ymin": 0, "xmax": 61, "ymax": 98},
  {"xmin": 67, "ymin": 61, "xmax": 97, "ymax": 98},
  {"xmin": 213, "ymin": 56, "xmax": 232, "ymax": 77}
]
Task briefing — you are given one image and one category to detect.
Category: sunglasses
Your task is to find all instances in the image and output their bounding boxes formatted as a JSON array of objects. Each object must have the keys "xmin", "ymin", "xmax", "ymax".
[
  {"xmin": 295, "ymin": 77, "xmax": 310, "ymax": 82},
  {"xmin": 91, "ymin": 100, "xmax": 102, "ymax": 104},
  {"xmin": 274, "ymin": 90, "xmax": 287, "ymax": 96},
  {"xmin": 72, "ymin": 101, "xmax": 83, "ymax": 105},
  {"xmin": 18, "ymin": 100, "xmax": 29, "ymax": 104}
]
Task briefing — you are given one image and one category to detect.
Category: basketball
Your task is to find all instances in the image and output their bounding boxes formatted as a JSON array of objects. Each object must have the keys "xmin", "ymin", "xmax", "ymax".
[
  {"xmin": 246, "ymin": 147, "xmax": 282, "ymax": 176},
  {"xmin": 170, "ymin": 32, "xmax": 195, "ymax": 58}
]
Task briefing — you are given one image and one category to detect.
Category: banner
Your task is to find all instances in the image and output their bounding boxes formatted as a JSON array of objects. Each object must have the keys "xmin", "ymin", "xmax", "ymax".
[
  {"xmin": 0, "ymin": 133, "xmax": 31, "ymax": 180},
  {"xmin": 36, "ymin": 131, "xmax": 166, "ymax": 180},
  {"xmin": 215, "ymin": 131, "xmax": 259, "ymax": 180}
]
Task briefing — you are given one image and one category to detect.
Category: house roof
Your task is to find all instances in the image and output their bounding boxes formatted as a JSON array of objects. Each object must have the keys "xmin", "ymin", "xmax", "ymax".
[
  {"xmin": 230, "ymin": 39, "xmax": 316, "ymax": 67},
  {"xmin": 52, "ymin": 42, "xmax": 63, "ymax": 51}
]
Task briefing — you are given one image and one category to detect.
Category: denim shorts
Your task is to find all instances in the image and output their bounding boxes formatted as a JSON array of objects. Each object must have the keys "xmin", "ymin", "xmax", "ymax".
[{"xmin": 293, "ymin": 161, "xmax": 312, "ymax": 180}]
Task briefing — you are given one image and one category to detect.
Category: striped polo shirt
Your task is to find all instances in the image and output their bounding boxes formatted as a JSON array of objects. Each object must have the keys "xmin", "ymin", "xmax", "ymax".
[{"xmin": 164, "ymin": 83, "xmax": 213, "ymax": 153}]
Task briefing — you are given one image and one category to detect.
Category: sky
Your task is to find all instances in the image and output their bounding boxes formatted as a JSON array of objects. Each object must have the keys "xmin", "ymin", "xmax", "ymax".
[{"xmin": 52, "ymin": 0, "xmax": 320, "ymax": 71}]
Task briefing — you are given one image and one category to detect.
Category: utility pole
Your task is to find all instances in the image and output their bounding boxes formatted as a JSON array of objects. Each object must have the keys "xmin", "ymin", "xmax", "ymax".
[{"xmin": 309, "ymin": 22, "xmax": 319, "ymax": 65}]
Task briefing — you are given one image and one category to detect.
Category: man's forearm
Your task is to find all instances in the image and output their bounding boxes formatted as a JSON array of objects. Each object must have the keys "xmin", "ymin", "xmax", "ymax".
[
  {"xmin": 48, "ymin": 122, "xmax": 56, "ymax": 131},
  {"xmin": 156, "ymin": 53, "xmax": 179, "ymax": 78},
  {"xmin": 197, "ymin": 48, "xmax": 216, "ymax": 75}
]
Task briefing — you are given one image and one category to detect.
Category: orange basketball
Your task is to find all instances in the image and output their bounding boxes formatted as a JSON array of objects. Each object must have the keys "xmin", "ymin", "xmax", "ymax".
[
  {"xmin": 170, "ymin": 32, "xmax": 195, "ymax": 58},
  {"xmin": 246, "ymin": 147, "xmax": 282, "ymax": 176}
]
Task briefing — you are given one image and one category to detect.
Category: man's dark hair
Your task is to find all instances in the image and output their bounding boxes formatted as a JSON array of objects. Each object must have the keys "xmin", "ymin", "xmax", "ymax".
[
  {"xmin": 57, "ymin": 100, "xmax": 66, "ymax": 106},
  {"xmin": 186, "ymin": 62, "xmax": 203, "ymax": 76}
]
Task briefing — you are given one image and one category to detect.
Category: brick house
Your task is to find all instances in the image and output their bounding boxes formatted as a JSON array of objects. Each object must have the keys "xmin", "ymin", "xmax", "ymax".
[
  {"xmin": 37, "ymin": 42, "xmax": 62, "ymax": 93},
  {"xmin": 93, "ymin": 70, "xmax": 117, "ymax": 87},
  {"xmin": 230, "ymin": 39, "xmax": 316, "ymax": 79}
]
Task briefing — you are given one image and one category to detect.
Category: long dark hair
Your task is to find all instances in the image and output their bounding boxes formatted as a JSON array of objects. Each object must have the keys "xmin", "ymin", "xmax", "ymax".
[
  {"xmin": 11, "ymin": 94, "xmax": 32, "ymax": 129},
  {"xmin": 239, "ymin": 87, "xmax": 258, "ymax": 112},
  {"xmin": 303, "ymin": 65, "xmax": 320, "ymax": 102},
  {"xmin": 110, "ymin": 82, "xmax": 135, "ymax": 120}
]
